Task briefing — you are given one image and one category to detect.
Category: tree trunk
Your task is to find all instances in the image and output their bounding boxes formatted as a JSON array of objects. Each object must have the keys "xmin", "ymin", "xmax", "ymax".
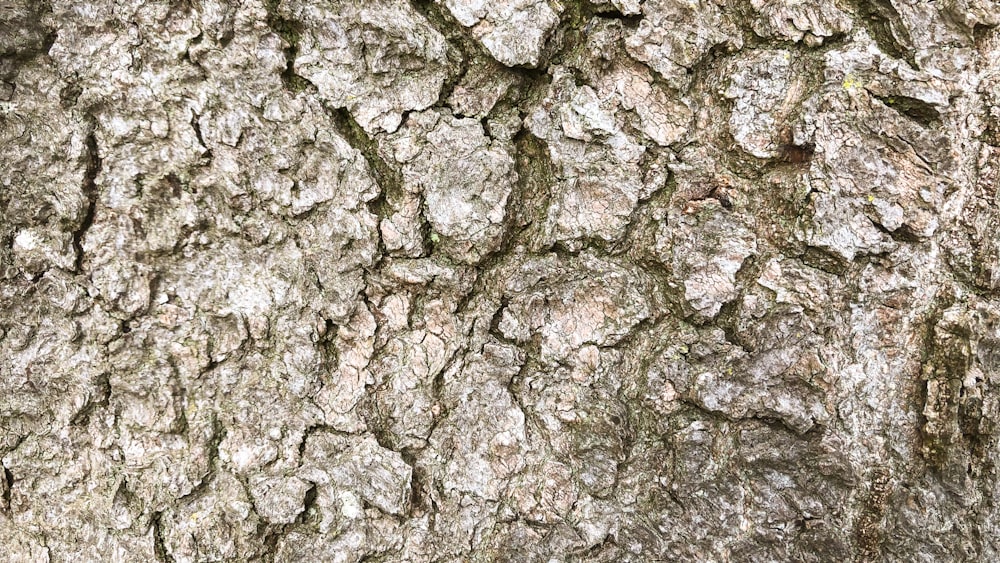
[{"xmin": 2, "ymin": 0, "xmax": 1000, "ymax": 560}]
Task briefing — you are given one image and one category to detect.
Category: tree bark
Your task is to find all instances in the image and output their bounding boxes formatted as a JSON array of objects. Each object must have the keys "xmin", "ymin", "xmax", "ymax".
[{"xmin": 2, "ymin": 0, "xmax": 1000, "ymax": 560}]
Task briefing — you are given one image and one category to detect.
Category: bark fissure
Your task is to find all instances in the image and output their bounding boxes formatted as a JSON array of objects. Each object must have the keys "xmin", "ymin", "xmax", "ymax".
[{"xmin": 73, "ymin": 129, "xmax": 100, "ymax": 273}]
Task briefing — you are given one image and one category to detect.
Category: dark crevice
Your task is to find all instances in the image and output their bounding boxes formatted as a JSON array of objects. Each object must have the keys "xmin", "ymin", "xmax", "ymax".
[
  {"xmin": 301, "ymin": 483, "xmax": 318, "ymax": 519},
  {"xmin": 169, "ymin": 381, "xmax": 190, "ymax": 435},
  {"xmin": 252, "ymin": 479, "xmax": 320, "ymax": 557},
  {"xmin": 190, "ymin": 114, "xmax": 212, "ymax": 162},
  {"xmin": 413, "ymin": 333, "xmax": 466, "ymax": 450},
  {"xmin": 263, "ymin": 0, "xmax": 299, "ymax": 43},
  {"xmin": 973, "ymin": 22, "xmax": 997, "ymax": 47},
  {"xmin": 0, "ymin": 1, "xmax": 55, "ymax": 77},
  {"xmin": 867, "ymin": 215, "xmax": 923, "ymax": 244},
  {"xmin": 852, "ymin": 0, "xmax": 918, "ymax": 69},
  {"xmin": 184, "ymin": 31, "xmax": 205, "ymax": 69},
  {"xmin": 2, "ymin": 464, "xmax": 12, "ymax": 511},
  {"xmin": 151, "ymin": 511, "xmax": 174, "ymax": 563},
  {"xmin": 176, "ymin": 418, "xmax": 224, "ymax": 504},
  {"xmin": 488, "ymin": 297, "xmax": 511, "ymax": 342},
  {"xmin": 298, "ymin": 424, "xmax": 349, "ymax": 460},
  {"xmin": 417, "ymin": 199, "xmax": 437, "ymax": 255},
  {"xmin": 317, "ymin": 316, "xmax": 340, "ymax": 373},
  {"xmin": 41, "ymin": 29, "xmax": 57, "ymax": 57},
  {"xmin": 408, "ymin": 0, "xmax": 483, "ymax": 108},
  {"xmin": 870, "ymin": 92, "xmax": 942, "ymax": 127},
  {"xmin": 69, "ymin": 371, "xmax": 111, "ymax": 427},
  {"xmin": 218, "ymin": 18, "xmax": 235, "ymax": 49},
  {"xmin": 412, "ymin": 0, "xmax": 554, "ymax": 111},
  {"xmin": 263, "ymin": 0, "xmax": 312, "ymax": 93},
  {"xmin": 679, "ymin": 40, "xmax": 739, "ymax": 89},
  {"xmin": 403, "ymin": 457, "xmax": 431, "ymax": 515},
  {"xmin": 59, "ymin": 81, "xmax": 82, "ymax": 108},
  {"xmin": 73, "ymin": 129, "xmax": 101, "ymax": 273},
  {"xmin": 280, "ymin": 42, "xmax": 312, "ymax": 93},
  {"xmin": 800, "ymin": 246, "xmax": 849, "ymax": 276},
  {"xmin": 327, "ymin": 105, "xmax": 402, "ymax": 267},
  {"xmin": 448, "ymin": 125, "xmax": 555, "ymax": 325},
  {"xmin": 507, "ymin": 126, "xmax": 555, "ymax": 251},
  {"xmin": 480, "ymin": 116, "xmax": 493, "ymax": 140},
  {"xmin": 357, "ymin": 552, "xmax": 396, "ymax": 563},
  {"xmin": 714, "ymin": 254, "xmax": 761, "ymax": 351},
  {"xmin": 776, "ymin": 141, "xmax": 816, "ymax": 164},
  {"xmin": 327, "ymin": 106, "xmax": 402, "ymax": 213},
  {"xmin": 891, "ymin": 223, "xmax": 924, "ymax": 244},
  {"xmin": 590, "ymin": 6, "xmax": 643, "ymax": 28}
]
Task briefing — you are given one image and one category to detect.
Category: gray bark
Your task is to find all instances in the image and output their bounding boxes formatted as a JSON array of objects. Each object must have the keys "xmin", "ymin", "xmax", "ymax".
[{"xmin": 2, "ymin": 0, "xmax": 1000, "ymax": 560}]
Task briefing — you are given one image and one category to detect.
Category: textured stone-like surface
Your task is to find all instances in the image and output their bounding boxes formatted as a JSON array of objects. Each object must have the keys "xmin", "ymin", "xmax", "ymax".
[{"xmin": 4, "ymin": 0, "xmax": 1000, "ymax": 561}]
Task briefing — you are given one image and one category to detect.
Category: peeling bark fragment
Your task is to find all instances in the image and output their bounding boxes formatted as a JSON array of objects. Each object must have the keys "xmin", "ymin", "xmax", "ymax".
[
  {"xmin": 498, "ymin": 252, "xmax": 655, "ymax": 364},
  {"xmin": 446, "ymin": 58, "xmax": 519, "ymax": 118},
  {"xmin": 161, "ymin": 471, "xmax": 265, "ymax": 562},
  {"xmin": 425, "ymin": 342, "xmax": 527, "ymax": 503},
  {"xmin": 527, "ymin": 67, "xmax": 670, "ymax": 247},
  {"xmin": 439, "ymin": 0, "xmax": 560, "ymax": 67},
  {"xmin": 660, "ymin": 206, "xmax": 757, "ymax": 319},
  {"xmin": 725, "ymin": 50, "xmax": 802, "ymax": 160},
  {"xmin": 287, "ymin": 0, "xmax": 450, "ymax": 134},
  {"xmin": 382, "ymin": 110, "xmax": 516, "ymax": 263},
  {"xmin": 275, "ymin": 431, "xmax": 411, "ymax": 560},
  {"xmin": 748, "ymin": 0, "xmax": 852, "ymax": 45},
  {"xmin": 571, "ymin": 18, "xmax": 694, "ymax": 149},
  {"xmin": 624, "ymin": 0, "xmax": 742, "ymax": 89}
]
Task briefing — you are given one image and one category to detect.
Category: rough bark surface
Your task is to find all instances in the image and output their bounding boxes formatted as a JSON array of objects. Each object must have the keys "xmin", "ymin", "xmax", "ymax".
[{"xmin": 2, "ymin": 0, "xmax": 1000, "ymax": 561}]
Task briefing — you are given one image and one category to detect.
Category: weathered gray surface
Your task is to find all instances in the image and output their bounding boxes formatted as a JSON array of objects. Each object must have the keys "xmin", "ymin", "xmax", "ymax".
[{"xmin": 2, "ymin": 0, "xmax": 1000, "ymax": 560}]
